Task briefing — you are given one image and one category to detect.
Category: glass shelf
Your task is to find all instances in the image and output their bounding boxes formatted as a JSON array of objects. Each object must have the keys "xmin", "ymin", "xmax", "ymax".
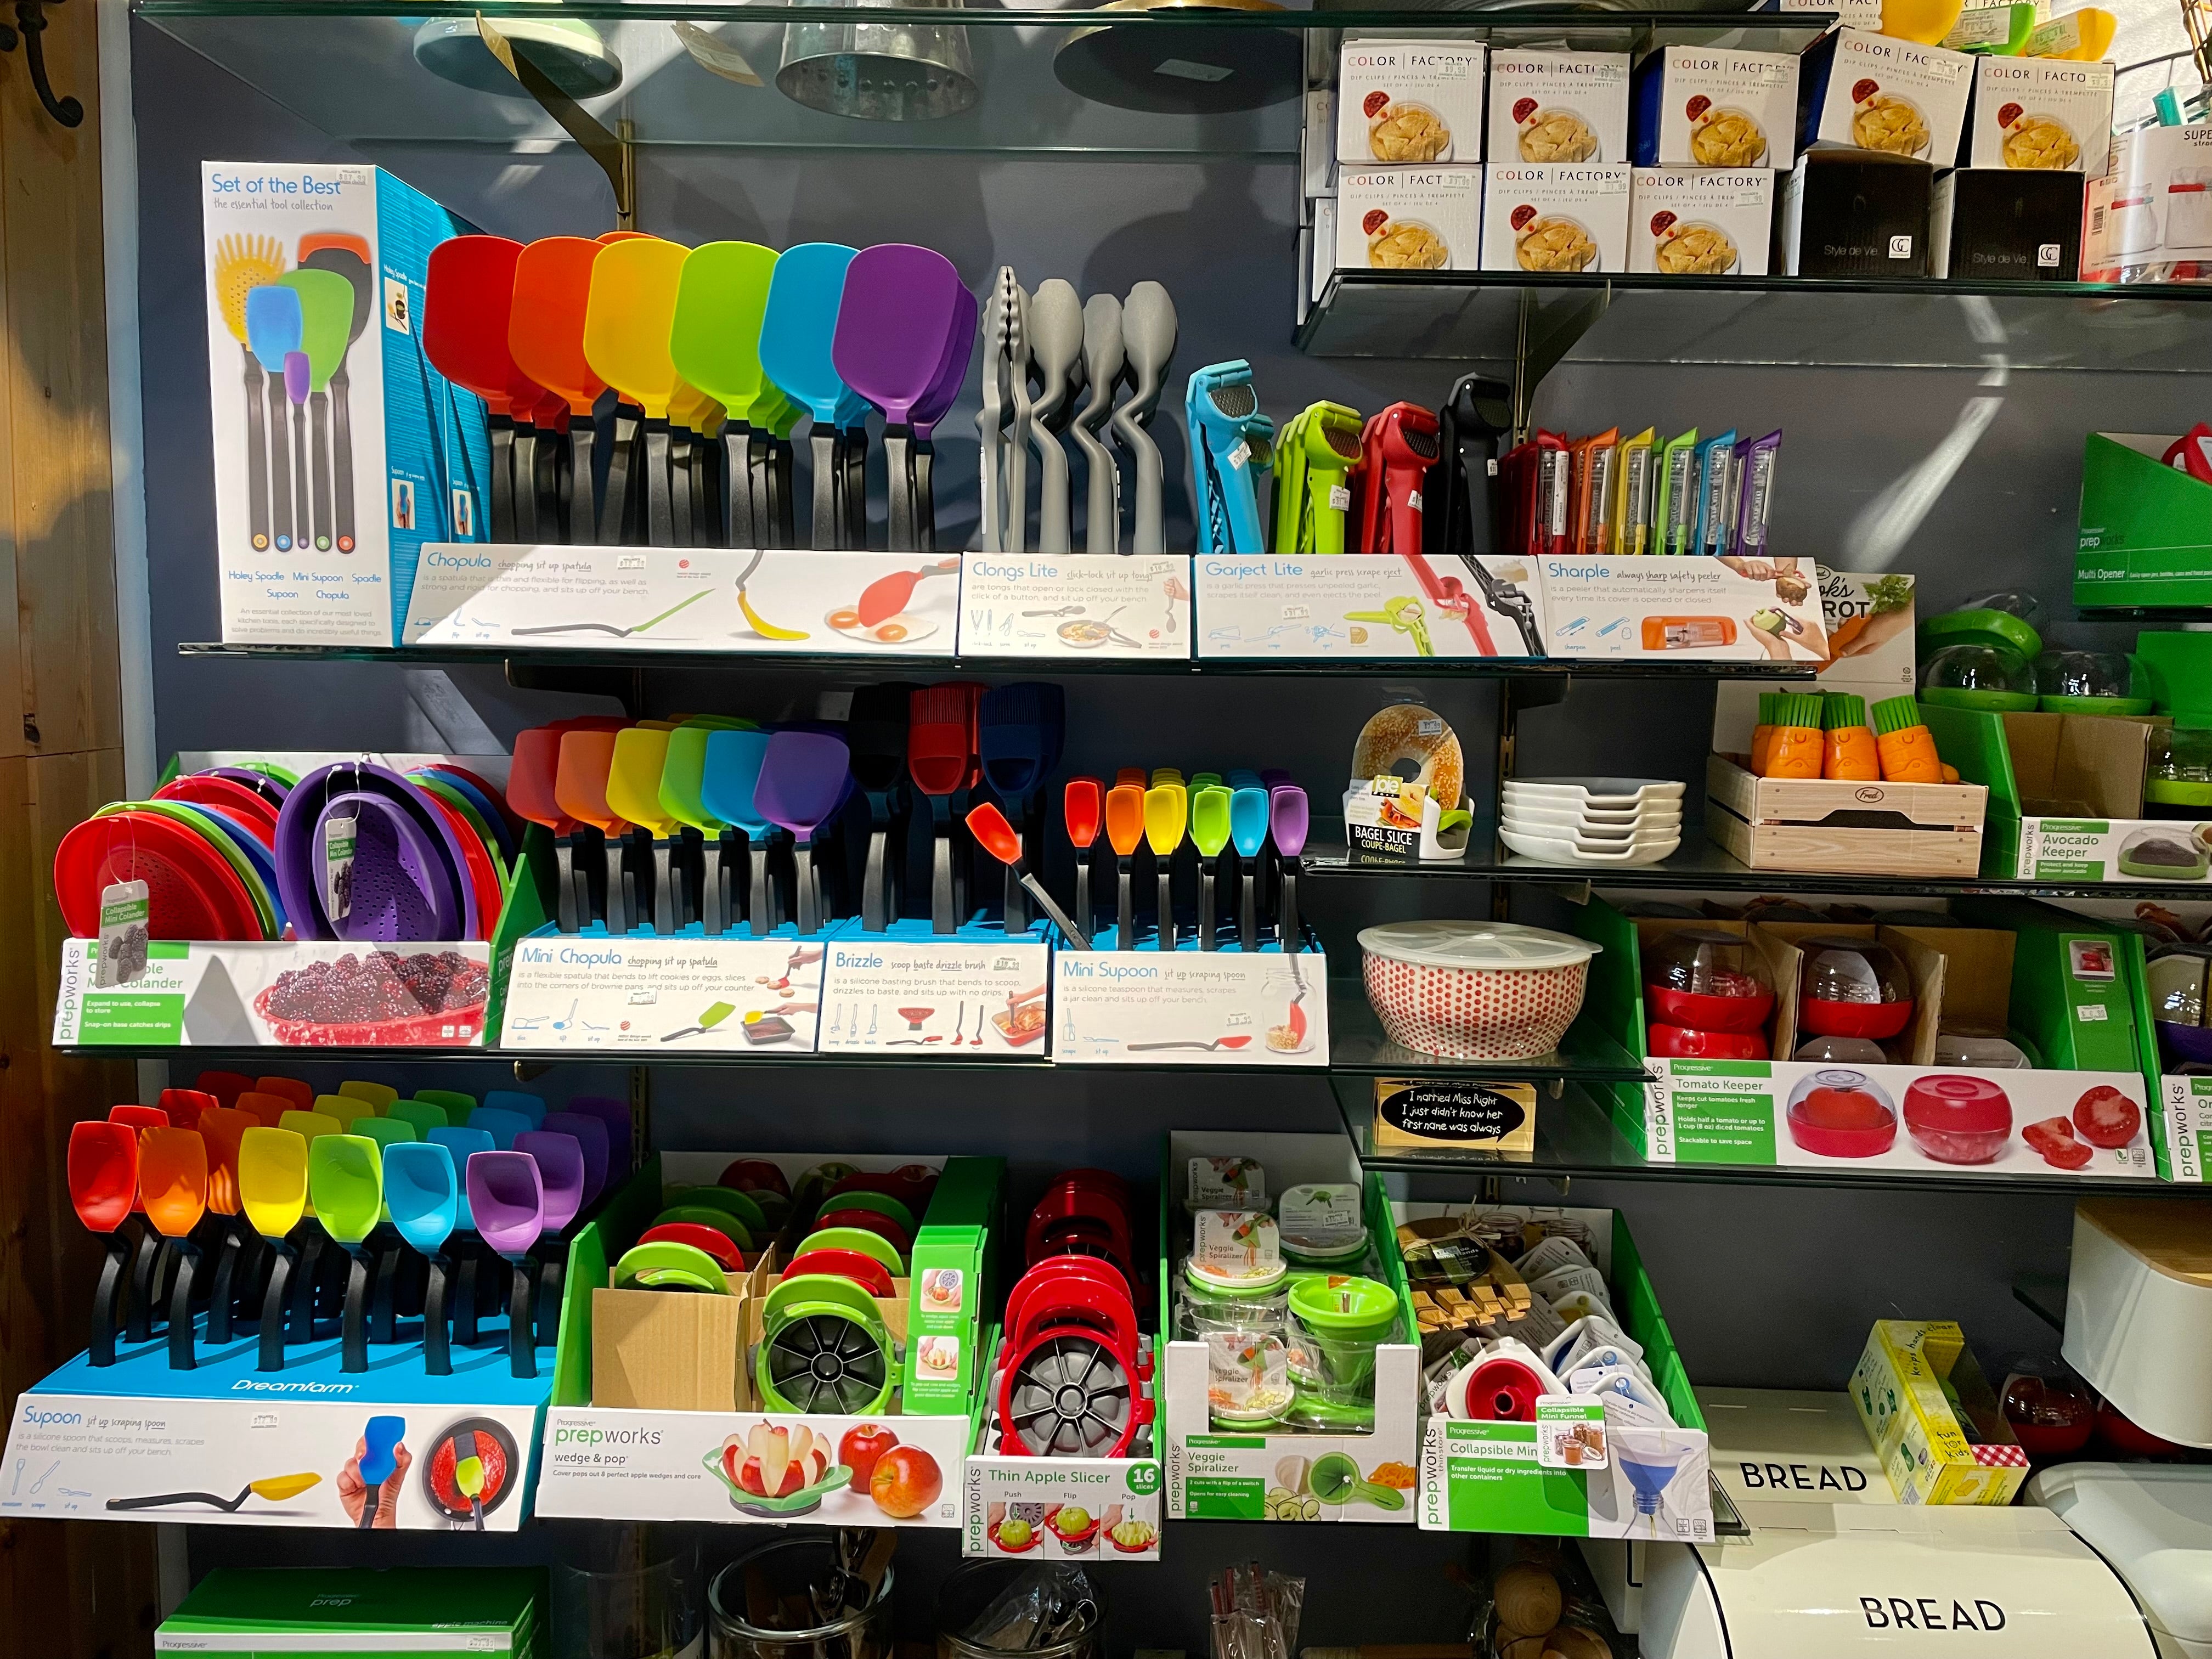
[
  {"xmin": 1334, "ymin": 1077, "xmax": 2196, "ymax": 1197},
  {"xmin": 176, "ymin": 641, "xmax": 1815, "ymax": 680},
  {"xmin": 1303, "ymin": 826, "xmax": 2212, "ymax": 901},
  {"xmin": 1327, "ymin": 979, "xmax": 1649, "ymax": 1081},
  {"xmin": 138, "ymin": 6, "xmax": 1832, "ymax": 157},
  {"xmin": 1297, "ymin": 271, "xmax": 2212, "ymax": 373}
]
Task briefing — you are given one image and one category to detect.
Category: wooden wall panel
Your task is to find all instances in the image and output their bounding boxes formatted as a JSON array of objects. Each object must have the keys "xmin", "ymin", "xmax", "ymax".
[{"xmin": 0, "ymin": 2, "xmax": 157, "ymax": 1654}]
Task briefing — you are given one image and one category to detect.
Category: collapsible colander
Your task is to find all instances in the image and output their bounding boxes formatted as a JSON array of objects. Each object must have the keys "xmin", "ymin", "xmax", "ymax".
[
  {"xmin": 996, "ymin": 1259, "xmax": 1152, "ymax": 1458},
  {"xmin": 753, "ymin": 1274, "xmax": 897, "ymax": 1415}
]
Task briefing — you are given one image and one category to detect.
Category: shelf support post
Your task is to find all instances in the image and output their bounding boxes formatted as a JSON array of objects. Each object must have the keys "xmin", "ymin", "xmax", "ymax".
[{"xmin": 475, "ymin": 15, "xmax": 634, "ymax": 230}]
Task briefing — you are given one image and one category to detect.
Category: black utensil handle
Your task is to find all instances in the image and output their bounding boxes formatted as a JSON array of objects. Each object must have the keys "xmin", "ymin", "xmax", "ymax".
[
  {"xmin": 569, "ymin": 422, "xmax": 599, "ymax": 545},
  {"xmin": 1280, "ymin": 867, "xmax": 1300, "ymax": 952},
  {"xmin": 507, "ymin": 1259, "xmax": 537, "ymax": 1380},
  {"xmin": 653, "ymin": 837, "xmax": 675, "ymax": 935},
  {"xmin": 916, "ymin": 440, "xmax": 936, "ymax": 553},
  {"xmin": 1003, "ymin": 857, "xmax": 1025, "ymax": 933},
  {"xmin": 862, "ymin": 826, "xmax": 888, "ymax": 933},
  {"xmin": 370, "ymin": 1237, "xmax": 402, "ymax": 1345},
  {"xmin": 167, "ymin": 1243, "xmax": 202, "ymax": 1372},
  {"xmin": 126, "ymin": 1226, "xmax": 161, "ymax": 1344},
  {"xmin": 1200, "ymin": 869, "xmax": 1216, "ymax": 951},
  {"xmin": 669, "ymin": 432, "xmax": 694, "ymax": 549},
  {"xmin": 883, "ymin": 430, "xmax": 914, "ymax": 552},
  {"xmin": 644, "ymin": 420, "xmax": 674, "ymax": 547},
  {"xmin": 107, "ymin": 1491, "xmax": 229, "ymax": 1512},
  {"xmin": 1118, "ymin": 860, "xmax": 1135, "ymax": 952},
  {"xmin": 602, "ymin": 839, "xmax": 629, "ymax": 936},
  {"xmin": 488, "ymin": 416, "xmax": 516, "ymax": 543},
  {"xmin": 534, "ymin": 1251, "xmax": 565, "ymax": 1345},
  {"xmin": 452, "ymin": 1248, "xmax": 481, "ymax": 1349},
  {"xmin": 929, "ymin": 794, "xmax": 954, "ymax": 935},
  {"xmin": 1241, "ymin": 870, "xmax": 1257, "ymax": 951},
  {"xmin": 512, "ymin": 427, "xmax": 540, "ymax": 543},
  {"xmin": 1074, "ymin": 859, "xmax": 1091, "ymax": 942},
  {"xmin": 1157, "ymin": 870, "xmax": 1175, "ymax": 953},
  {"xmin": 89, "ymin": 1232, "xmax": 129, "ymax": 1367},
  {"xmin": 266, "ymin": 376, "xmax": 293, "ymax": 546},
  {"xmin": 332, "ymin": 366, "xmax": 356, "ymax": 550},
  {"xmin": 775, "ymin": 439, "xmax": 797, "ymax": 549},
  {"xmin": 749, "ymin": 841, "xmax": 771, "ymax": 938},
  {"xmin": 844, "ymin": 425, "xmax": 869, "ymax": 551},
  {"xmin": 810, "ymin": 428, "xmax": 838, "ymax": 550},
  {"xmin": 310, "ymin": 391, "xmax": 333, "ymax": 550},
  {"xmin": 341, "ymin": 1246, "xmax": 372, "ymax": 1374},
  {"xmin": 796, "ymin": 841, "xmax": 820, "ymax": 935},
  {"xmin": 204, "ymin": 1225, "xmax": 242, "ymax": 1347},
  {"xmin": 551, "ymin": 835, "xmax": 579, "ymax": 933},
  {"xmin": 601, "ymin": 409, "xmax": 636, "ymax": 546},
  {"xmin": 245, "ymin": 359, "xmax": 270, "ymax": 550},
  {"xmin": 422, "ymin": 1255, "xmax": 452, "ymax": 1377},
  {"xmin": 257, "ymin": 1243, "xmax": 294, "ymax": 1373},
  {"xmin": 724, "ymin": 426, "xmax": 753, "ymax": 550}
]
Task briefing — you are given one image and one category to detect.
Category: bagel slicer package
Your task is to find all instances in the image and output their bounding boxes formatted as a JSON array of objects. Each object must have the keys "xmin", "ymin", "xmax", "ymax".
[
  {"xmin": 1481, "ymin": 164, "xmax": 1632, "ymax": 274},
  {"xmin": 1801, "ymin": 27, "xmax": 1976, "ymax": 169},
  {"xmin": 1337, "ymin": 168, "xmax": 1485, "ymax": 272},
  {"xmin": 1966, "ymin": 56, "xmax": 2113, "ymax": 172},
  {"xmin": 1628, "ymin": 169, "xmax": 1775, "ymax": 275},
  {"xmin": 1630, "ymin": 46, "xmax": 1799, "ymax": 170},
  {"xmin": 1487, "ymin": 49, "xmax": 1632, "ymax": 165},
  {"xmin": 1336, "ymin": 38, "xmax": 1487, "ymax": 165}
]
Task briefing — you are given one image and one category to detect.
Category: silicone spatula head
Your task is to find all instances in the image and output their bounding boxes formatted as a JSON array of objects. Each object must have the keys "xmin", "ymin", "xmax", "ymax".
[
  {"xmin": 754, "ymin": 731, "xmax": 851, "ymax": 842},
  {"xmin": 298, "ymin": 236, "xmax": 373, "ymax": 352},
  {"xmin": 258, "ymin": 1077, "xmax": 313, "ymax": 1110},
  {"xmin": 278, "ymin": 1110, "xmax": 340, "ymax": 1147},
  {"xmin": 1192, "ymin": 786, "xmax": 1233, "ymax": 858},
  {"xmin": 250, "ymin": 1474, "xmax": 323, "ymax": 1502},
  {"xmin": 68, "ymin": 1121, "xmax": 137, "ymax": 1233},
  {"xmin": 276, "ymin": 268, "xmax": 356, "ymax": 393},
  {"xmin": 359, "ymin": 1416, "xmax": 406, "ymax": 1489},
  {"xmin": 1064, "ymin": 778, "xmax": 1103, "ymax": 849},
  {"xmin": 541, "ymin": 1111, "xmax": 611, "ymax": 1207},
  {"xmin": 1115, "ymin": 768, "xmax": 1147, "ymax": 788},
  {"xmin": 285, "ymin": 352, "xmax": 311, "ymax": 407},
  {"xmin": 510, "ymin": 236, "xmax": 608, "ymax": 415},
  {"xmin": 467, "ymin": 1108, "xmax": 532, "ymax": 1153},
  {"xmin": 507, "ymin": 729, "xmax": 567, "ymax": 832},
  {"xmin": 422, "ymin": 236, "xmax": 524, "ymax": 410},
  {"xmin": 567, "ymin": 1096, "xmax": 633, "ymax": 1169},
  {"xmin": 109, "ymin": 1104, "xmax": 166, "ymax": 1135},
  {"xmin": 965, "ymin": 800, "xmax": 1024, "ymax": 866},
  {"xmin": 606, "ymin": 728, "xmax": 678, "ymax": 837},
  {"xmin": 759, "ymin": 242, "xmax": 859, "ymax": 424},
  {"xmin": 316, "ymin": 1093, "xmax": 379, "ymax": 1131},
  {"xmin": 832, "ymin": 244, "xmax": 967, "ymax": 426},
  {"xmin": 428, "ymin": 1128, "xmax": 494, "ymax": 1229},
  {"xmin": 514, "ymin": 1131, "xmax": 587, "ymax": 1233},
  {"xmin": 455, "ymin": 1457, "xmax": 485, "ymax": 1503},
  {"xmin": 701, "ymin": 728, "xmax": 774, "ymax": 835},
  {"xmin": 196, "ymin": 1071, "xmax": 253, "ymax": 1108},
  {"xmin": 233, "ymin": 1092, "xmax": 291, "ymax": 1129},
  {"xmin": 1229, "ymin": 786, "xmax": 1271, "ymax": 857},
  {"xmin": 198, "ymin": 1107, "xmax": 255, "ymax": 1218},
  {"xmin": 215, "ymin": 234, "xmax": 287, "ymax": 346},
  {"xmin": 1269, "ymin": 785, "xmax": 1310, "ymax": 857},
  {"xmin": 1105, "ymin": 784, "xmax": 1146, "ymax": 856},
  {"xmin": 159, "ymin": 1088, "xmax": 216, "ymax": 1126},
  {"xmin": 383, "ymin": 1141, "xmax": 459, "ymax": 1255},
  {"xmin": 307, "ymin": 1134, "xmax": 384, "ymax": 1246},
  {"xmin": 484, "ymin": 1091, "xmax": 546, "ymax": 1128},
  {"xmin": 658, "ymin": 726, "xmax": 725, "ymax": 832},
  {"xmin": 670, "ymin": 240, "xmax": 777, "ymax": 413},
  {"xmin": 915, "ymin": 283, "xmax": 979, "ymax": 433},
  {"xmin": 354, "ymin": 1117, "xmax": 417, "ymax": 1156},
  {"xmin": 465, "ymin": 1151, "xmax": 545, "ymax": 1257},
  {"xmin": 239, "ymin": 1127, "xmax": 309, "ymax": 1240},
  {"xmin": 1144, "ymin": 783, "xmax": 1188, "ymax": 857},
  {"xmin": 139, "ymin": 1127, "xmax": 208, "ymax": 1242},
  {"xmin": 244, "ymin": 283, "xmax": 303, "ymax": 375},
  {"xmin": 555, "ymin": 730, "xmax": 625, "ymax": 834},
  {"xmin": 582, "ymin": 235, "xmax": 689, "ymax": 420},
  {"xmin": 388, "ymin": 1101, "xmax": 449, "ymax": 1136}
]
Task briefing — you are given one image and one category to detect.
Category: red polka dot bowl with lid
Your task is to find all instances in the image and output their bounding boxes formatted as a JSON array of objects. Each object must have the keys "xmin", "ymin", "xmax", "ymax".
[{"xmin": 1358, "ymin": 920, "xmax": 1599, "ymax": 1060}]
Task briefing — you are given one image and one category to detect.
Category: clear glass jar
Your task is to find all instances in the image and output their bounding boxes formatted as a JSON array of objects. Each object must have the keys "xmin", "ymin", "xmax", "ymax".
[{"xmin": 2147, "ymin": 725, "xmax": 2212, "ymax": 820}]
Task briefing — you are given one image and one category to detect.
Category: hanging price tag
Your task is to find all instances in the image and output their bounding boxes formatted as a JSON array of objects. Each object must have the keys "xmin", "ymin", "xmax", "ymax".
[
  {"xmin": 323, "ymin": 814, "xmax": 357, "ymax": 923},
  {"xmin": 94, "ymin": 880, "xmax": 150, "ymax": 988}
]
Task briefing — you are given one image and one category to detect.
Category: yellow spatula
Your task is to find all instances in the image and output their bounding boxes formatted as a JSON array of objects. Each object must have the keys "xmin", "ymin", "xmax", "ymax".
[
  {"xmin": 582, "ymin": 235, "xmax": 690, "ymax": 548},
  {"xmin": 1144, "ymin": 783, "xmax": 1188, "ymax": 953},
  {"xmin": 607, "ymin": 726, "xmax": 684, "ymax": 935}
]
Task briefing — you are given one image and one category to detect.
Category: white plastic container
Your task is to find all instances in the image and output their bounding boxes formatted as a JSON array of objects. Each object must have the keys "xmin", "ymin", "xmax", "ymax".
[{"xmin": 2063, "ymin": 1199, "xmax": 2212, "ymax": 1448}]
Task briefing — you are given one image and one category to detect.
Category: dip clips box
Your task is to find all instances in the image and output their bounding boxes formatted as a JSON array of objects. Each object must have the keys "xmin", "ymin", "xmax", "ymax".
[
  {"xmin": 1337, "ymin": 38, "xmax": 1487, "ymax": 165},
  {"xmin": 1628, "ymin": 169, "xmax": 1775, "ymax": 275},
  {"xmin": 1338, "ymin": 168, "xmax": 1485, "ymax": 270},
  {"xmin": 1481, "ymin": 163, "xmax": 1632, "ymax": 273},
  {"xmin": 1487, "ymin": 49, "xmax": 1632, "ymax": 165},
  {"xmin": 1801, "ymin": 27, "xmax": 1976, "ymax": 168},
  {"xmin": 204, "ymin": 163, "xmax": 486, "ymax": 647},
  {"xmin": 1968, "ymin": 56, "xmax": 2114, "ymax": 172},
  {"xmin": 1631, "ymin": 47, "xmax": 1800, "ymax": 170}
]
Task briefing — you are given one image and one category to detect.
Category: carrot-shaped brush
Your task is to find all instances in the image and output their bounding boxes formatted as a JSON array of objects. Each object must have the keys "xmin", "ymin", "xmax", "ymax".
[
  {"xmin": 967, "ymin": 804, "xmax": 1091, "ymax": 949},
  {"xmin": 1063, "ymin": 777, "xmax": 1103, "ymax": 938},
  {"xmin": 1104, "ymin": 784, "xmax": 1146, "ymax": 951}
]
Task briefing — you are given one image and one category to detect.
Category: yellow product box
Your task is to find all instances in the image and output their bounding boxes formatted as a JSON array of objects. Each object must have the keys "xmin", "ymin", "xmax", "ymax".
[{"xmin": 1849, "ymin": 1320, "xmax": 2029, "ymax": 1506}]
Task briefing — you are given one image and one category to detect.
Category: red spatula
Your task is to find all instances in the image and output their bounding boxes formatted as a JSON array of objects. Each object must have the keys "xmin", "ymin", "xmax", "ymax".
[
  {"xmin": 510, "ymin": 726, "xmax": 585, "ymax": 933},
  {"xmin": 424, "ymin": 236, "xmax": 527, "ymax": 543},
  {"xmin": 909, "ymin": 685, "xmax": 971, "ymax": 935},
  {"xmin": 967, "ymin": 802, "xmax": 1091, "ymax": 949},
  {"xmin": 1064, "ymin": 777, "xmax": 1103, "ymax": 944},
  {"xmin": 511, "ymin": 237, "xmax": 609, "ymax": 544},
  {"xmin": 69, "ymin": 1120, "xmax": 137, "ymax": 1365}
]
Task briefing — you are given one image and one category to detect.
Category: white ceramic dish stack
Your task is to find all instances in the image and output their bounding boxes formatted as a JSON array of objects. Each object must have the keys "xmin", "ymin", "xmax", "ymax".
[{"xmin": 1500, "ymin": 777, "xmax": 1685, "ymax": 867}]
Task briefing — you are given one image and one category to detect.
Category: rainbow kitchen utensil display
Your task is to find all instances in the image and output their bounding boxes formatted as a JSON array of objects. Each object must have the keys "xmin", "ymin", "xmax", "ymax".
[
  {"xmin": 1144, "ymin": 782, "xmax": 1188, "ymax": 951},
  {"xmin": 196, "ymin": 1105, "xmax": 257, "ymax": 1345},
  {"xmin": 69, "ymin": 1121, "xmax": 138, "ymax": 1366},
  {"xmin": 137, "ymin": 1127, "xmax": 210, "ymax": 1370},
  {"xmin": 1105, "ymin": 782, "xmax": 1146, "ymax": 950},
  {"xmin": 607, "ymin": 726, "xmax": 684, "ymax": 934},
  {"xmin": 702, "ymin": 727, "xmax": 776, "ymax": 936},
  {"xmin": 556, "ymin": 729, "xmax": 634, "ymax": 935},
  {"xmin": 670, "ymin": 240, "xmax": 777, "ymax": 549},
  {"xmin": 466, "ymin": 1150, "xmax": 545, "ymax": 1378}
]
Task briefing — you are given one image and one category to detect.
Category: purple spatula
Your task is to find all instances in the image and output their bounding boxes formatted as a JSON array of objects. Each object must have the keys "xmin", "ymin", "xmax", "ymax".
[
  {"xmin": 1269, "ymin": 784, "xmax": 1308, "ymax": 951},
  {"xmin": 566, "ymin": 1095, "xmax": 633, "ymax": 1173},
  {"xmin": 912, "ymin": 285, "xmax": 978, "ymax": 554},
  {"xmin": 464, "ymin": 1150, "xmax": 543, "ymax": 1378},
  {"xmin": 540, "ymin": 1111, "xmax": 611, "ymax": 1207},
  {"xmin": 754, "ymin": 730, "xmax": 851, "ymax": 936},
  {"xmin": 832, "ymin": 245, "xmax": 967, "ymax": 554},
  {"xmin": 514, "ymin": 1130, "xmax": 586, "ymax": 1345}
]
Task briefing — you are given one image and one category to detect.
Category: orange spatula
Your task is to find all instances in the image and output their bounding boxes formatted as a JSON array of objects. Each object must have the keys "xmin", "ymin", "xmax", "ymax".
[
  {"xmin": 1105, "ymin": 783, "xmax": 1145, "ymax": 951},
  {"xmin": 511, "ymin": 237, "xmax": 609, "ymax": 544},
  {"xmin": 556, "ymin": 729, "xmax": 635, "ymax": 934}
]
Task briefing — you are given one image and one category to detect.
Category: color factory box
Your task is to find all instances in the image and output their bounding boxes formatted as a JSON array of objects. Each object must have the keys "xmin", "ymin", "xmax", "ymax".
[{"xmin": 203, "ymin": 163, "xmax": 487, "ymax": 648}]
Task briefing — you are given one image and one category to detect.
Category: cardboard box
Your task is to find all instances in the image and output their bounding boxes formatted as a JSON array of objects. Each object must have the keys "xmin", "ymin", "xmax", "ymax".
[
  {"xmin": 1311, "ymin": 198, "xmax": 1336, "ymax": 307},
  {"xmin": 2160, "ymin": 1075, "xmax": 2212, "ymax": 1183},
  {"xmin": 1627, "ymin": 168, "xmax": 1775, "ymax": 275},
  {"xmin": 1481, "ymin": 163, "xmax": 1633, "ymax": 272},
  {"xmin": 1304, "ymin": 87, "xmax": 1336, "ymax": 195},
  {"xmin": 1417, "ymin": 1205, "xmax": 1713, "ymax": 1542},
  {"xmin": 1488, "ymin": 50, "xmax": 1632, "ymax": 165},
  {"xmin": 1967, "ymin": 56, "xmax": 2113, "ymax": 171},
  {"xmin": 1631, "ymin": 47, "xmax": 1799, "ymax": 169},
  {"xmin": 1336, "ymin": 168, "xmax": 1484, "ymax": 271},
  {"xmin": 204, "ymin": 163, "xmax": 485, "ymax": 647},
  {"xmin": 2086, "ymin": 125, "xmax": 2212, "ymax": 285},
  {"xmin": 1163, "ymin": 1132, "xmax": 1419, "ymax": 1524},
  {"xmin": 1705, "ymin": 753, "xmax": 1988, "ymax": 876},
  {"xmin": 2076, "ymin": 432, "xmax": 2212, "ymax": 610},
  {"xmin": 1931, "ymin": 167, "xmax": 2084, "ymax": 279},
  {"xmin": 1780, "ymin": 151, "xmax": 1933, "ymax": 276},
  {"xmin": 1850, "ymin": 1321, "xmax": 2029, "ymax": 1505},
  {"xmin": 160, "ymin": 1569, "xmax": 542, "ymax": 1656},
  {"xmin": 1336, "ymin": 38, "xmax": 1486, "ymax": 165},
  {"xmin": 1801, "ymin": 27, "xmax": 1976, "ymax": 167}
]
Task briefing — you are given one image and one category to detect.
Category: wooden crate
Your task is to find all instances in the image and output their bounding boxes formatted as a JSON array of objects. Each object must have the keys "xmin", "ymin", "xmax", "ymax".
[{"xmin": 1705, "ymin": 754, "xmax": 1987, "ymax": 876}]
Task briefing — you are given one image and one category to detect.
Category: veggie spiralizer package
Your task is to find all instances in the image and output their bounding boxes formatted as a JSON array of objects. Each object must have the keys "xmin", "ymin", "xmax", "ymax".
[{"xmin": 204, "ymin": 163, "xmax": 487, "ymax": 647}]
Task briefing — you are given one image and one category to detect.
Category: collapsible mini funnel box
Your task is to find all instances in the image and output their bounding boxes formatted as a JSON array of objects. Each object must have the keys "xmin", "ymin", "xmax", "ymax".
[
  {"xmin": 537, "ymin": 1152, "xmax": 996, "ymax": 1529},
  {"xmin": 1414, "ymin": 1203, "xmax": 1711, "ymax": 1542},
  {"xmin": 1573, "ymin": 896, "xmax": 2168, "ymax": 1183},
  {"xmin": 1161, "ymin": 1131, "xmax": 1420, "ymax": 1524},
  {"xmin": 204, "ymin": 165, "xmax": 488, "ymax": 647}
]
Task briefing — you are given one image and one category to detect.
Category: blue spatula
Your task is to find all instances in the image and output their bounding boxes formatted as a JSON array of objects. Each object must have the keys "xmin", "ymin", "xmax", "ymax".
[
  {"xmin": 246, "ymin": 285, "xmax": 304, "ymax": 552},
  {"xmin": 701, "ymin": 729, "xmax": 776, "ymax": 936},
  {"xmin": 759, "ymin": 244, "xmax": 859, "ymax": 550},
  {"xmin": 1229, "ymin": 786, "xmax": 1271, "ymax": 952}
]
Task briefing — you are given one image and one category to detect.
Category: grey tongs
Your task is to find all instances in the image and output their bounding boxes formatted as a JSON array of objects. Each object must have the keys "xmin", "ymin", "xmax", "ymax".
[{"xmin": 976, "ymin": 268, "xmax": 1031, "ymax": 555}]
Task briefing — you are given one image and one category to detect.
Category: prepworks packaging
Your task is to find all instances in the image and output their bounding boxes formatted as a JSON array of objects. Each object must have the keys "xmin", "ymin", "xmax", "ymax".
[{"xmin": 204, "ymin": 162, "xmax": 486, "ymax": 647}]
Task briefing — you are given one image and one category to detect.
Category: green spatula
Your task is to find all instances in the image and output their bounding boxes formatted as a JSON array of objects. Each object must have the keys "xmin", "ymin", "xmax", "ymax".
[
  {"xmin": 672, "ymin": 241, "xmax": 777, "ymax": 550},
  {"xmin": 306, "ymin": 1133, "xmax": 384, "ymax": 1374},
  {"xmin": 1191, "ymin": 786, "xmax": 1232, "ymax": 951},
  {"xmin": 660, "ymin": 725, "xmax": 729, "ymax": 935},
  {"xmin": 277, "ymin": 268, "xmax": 356, "ymax": 554}
]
